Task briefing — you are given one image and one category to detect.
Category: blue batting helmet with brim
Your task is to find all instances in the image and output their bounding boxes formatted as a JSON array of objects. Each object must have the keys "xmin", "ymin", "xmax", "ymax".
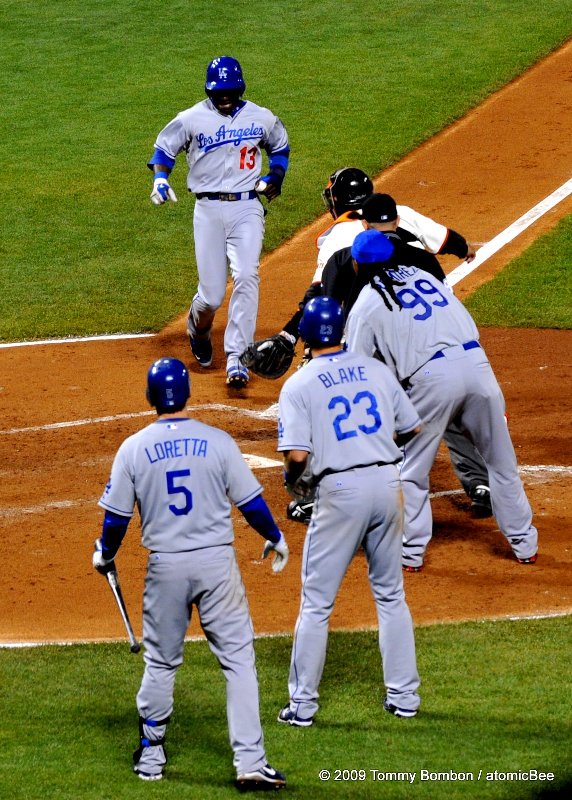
[
  {"xmin": 205, "ymin": 56, "xmax": 246, "ymax": 93},
  {"xmin": 146, "ymin": 358, "xmax": 191, "ymax": 414},
  {"xmin": 298, "ymin": 296, "xmax": 345, "ymax": 349},
  {"xmin": 351, "ymin": 229, "xmax": 395, "ymax": 264}
]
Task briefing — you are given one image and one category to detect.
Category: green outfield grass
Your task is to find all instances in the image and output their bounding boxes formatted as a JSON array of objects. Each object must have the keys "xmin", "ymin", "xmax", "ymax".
[
  {"xmin": 1, "ymin": 0, "xmax": 570, "ymax": 340},
  {"xmin": 466, "ymin": 215, "xmax": 572, "ymax": 329},
  {"xmin": 2, "ymin": 618, "xmax": 571, "ymax": 799}
]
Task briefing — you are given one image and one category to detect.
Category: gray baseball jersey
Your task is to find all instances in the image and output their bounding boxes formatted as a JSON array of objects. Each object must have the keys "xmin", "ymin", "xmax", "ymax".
[
  {"xmin": 277, "ymin": 349, "xmax": 421, "ymax": 720},
  {"xmin": 154, "ymin": 99, "xmax": 288, "ymax": 193},
  {"xmin": 277, "ymin": 349, "xmax": 421, "ymax": 479},
  {"xmin": 345, "ymin": 265, "xmax": 479, "ymax": 382},
  {"xmin": 99, "ymin": 417, "xmax": 261, "ymax": 551},
  {"xmin": 345, "ymin": 266, "xmax": 538, "ymax": 568}
]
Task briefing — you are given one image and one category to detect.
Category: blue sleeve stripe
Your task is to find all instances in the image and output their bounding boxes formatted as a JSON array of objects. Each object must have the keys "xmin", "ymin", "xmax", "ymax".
[
  {"xmin": 237, "ymin": 494, "xmax": 281, "ymax": 543},
  {"xmin": 269, "ymin": 149, "xmax": 290, "ymax": 174},
  {"xmin": 147, "ymin": 148, "xmax": 176, "ymax": 170}
]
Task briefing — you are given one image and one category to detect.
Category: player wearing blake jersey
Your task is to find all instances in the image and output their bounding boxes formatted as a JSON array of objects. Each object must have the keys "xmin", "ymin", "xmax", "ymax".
[
  {"xmin": 276, "ymin": 297, "xmax": 422, "ymax": 726},
  {"xmin": 93, "ymin": 358, "xmax": 288, "ymax": 790},
  {"xmin": 148, "ymin": 56, "xmax": 290, "ymax": 389},
  {"xmin": 345, "ymin": 230, "xmax": 538, "ymax": 571}
]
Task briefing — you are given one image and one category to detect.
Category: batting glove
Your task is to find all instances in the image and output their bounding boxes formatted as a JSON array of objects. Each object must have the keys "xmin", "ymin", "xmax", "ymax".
[
  {"xmin": 262, "ymin": 531, "xmax": 289, "ymax": 573},
  {"xmin": 150, "ymin": 172, "xmax": 178, "ymax": 205},
  {"xmin": 92, "ymin": 537, "xmax": 115, "ymax": 575},
  {"xmin": 255, "ymin": 171, "xmax": 284, "ymax": 201}
]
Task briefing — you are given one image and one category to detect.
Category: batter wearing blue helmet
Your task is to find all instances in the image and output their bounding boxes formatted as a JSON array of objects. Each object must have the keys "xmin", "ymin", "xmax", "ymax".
[
  {"xmin": 276, "ymin": 297, "xmax": 422, "ymax": 725},
  {"xmin": 93, "ymin": 357, "xmax": 288, "ymax": 789},
  {"xmin": 147, "ymin": 57, "xmax": 290, "ymax": 390}
]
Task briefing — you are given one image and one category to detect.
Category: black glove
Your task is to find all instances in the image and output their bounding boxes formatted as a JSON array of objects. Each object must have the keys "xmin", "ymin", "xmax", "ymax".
[{"xmin": 240, "ymin": 333, "xmax": 295, "ymax": 379}]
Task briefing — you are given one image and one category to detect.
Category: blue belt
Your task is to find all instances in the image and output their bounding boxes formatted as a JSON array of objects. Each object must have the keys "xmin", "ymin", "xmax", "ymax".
[
  {"xmin": 429, "ymin": 340, "xmax": 480, "ymax": 361},
  {"xmin": 195, "ymin": 191, "xmax": 258, "ymax": 201}
]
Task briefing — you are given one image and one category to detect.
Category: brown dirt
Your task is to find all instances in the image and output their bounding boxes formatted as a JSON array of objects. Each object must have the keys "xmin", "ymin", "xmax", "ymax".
[{"xmin": 1, "ymin": 41, "xmax": 571, "ymax": 645}]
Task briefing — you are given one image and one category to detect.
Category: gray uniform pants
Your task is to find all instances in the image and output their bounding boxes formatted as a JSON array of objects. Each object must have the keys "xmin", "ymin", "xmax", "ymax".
[
  {"xmin": 136, "ymin": 546, "xmax": 267, "ymax": 775},
  {"xmin": 400, "ymin": 346, "xmax": 538, "ymax": 568},
  {"xmin": 190, "ymin": 198, "xmax": 265, "ymax": 361},
  {"xmin": 288, "ymin": 464, "xmax": 420, "ymax": 719}
]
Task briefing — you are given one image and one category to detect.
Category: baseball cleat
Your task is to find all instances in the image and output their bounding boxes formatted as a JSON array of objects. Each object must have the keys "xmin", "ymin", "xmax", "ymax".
[
  {"xmin": 235, "ymin": 762, "xmax": 286, "ymax": 791},
  {"xmin": 133, "ymin": 767, "xmax": 163, "ymax": 781},
  {"xmin": 287, "ymin": 499, "xmax": 314, "ymax": 525},
  {"xmin": 277, "ymin": 704, "xmax": 314, "ymax": 727},
  {"xmin": 517, "ymin": 553, "xmax": 538, "ymax": 564},
  {"xmin": 383, "ymin": 698, "xmax": 418, "ymax": 718},
  {"xmin": 226, "ymin": 360, "xmax": 249, "ymax": 389},
  {"xmin": 403, "ymin": 564, "xmax": 423, "ymax": 573},
  {"xmin": 469, "ymin": 484, "xmax": 493, "ymax": 518},
  {"xmin": 189, "ymin": 334, "xmax": 213, "ymax": 367}
]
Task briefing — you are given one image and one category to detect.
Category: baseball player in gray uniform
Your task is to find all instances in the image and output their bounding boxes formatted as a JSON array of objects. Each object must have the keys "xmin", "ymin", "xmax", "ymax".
[
  {"xmin": 276, "ymin": 296, "xmax": 422, "ymax": 725},
  {"xmin": 345, "ymin": 229, "xmax": 539, "ymax": 570},
  {"xmin": 148, "ymin": 56, "xmax": 290, "ymax": 388},
  {"xmin": 92, "ymin": 357, "xmax": 288, "ymax": 790}
]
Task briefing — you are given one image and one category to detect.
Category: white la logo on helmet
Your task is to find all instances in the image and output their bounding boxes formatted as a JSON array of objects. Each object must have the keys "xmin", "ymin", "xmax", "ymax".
[{"xmin": 218, "ymin": 67, "xmax": 228, "ymax": 78}]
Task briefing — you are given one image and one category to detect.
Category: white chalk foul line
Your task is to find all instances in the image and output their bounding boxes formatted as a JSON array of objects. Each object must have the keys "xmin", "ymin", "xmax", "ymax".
[
  {"xmin": 0, "ymin": 402, "xmax": 279, "ymax": 435},
  {"xmin": 447, "ymin": 177, "xmax": 572, "ymax": 286},
  {"xmin": 0, "ymin": 179, "xmax": 570, "ymax": 351}
]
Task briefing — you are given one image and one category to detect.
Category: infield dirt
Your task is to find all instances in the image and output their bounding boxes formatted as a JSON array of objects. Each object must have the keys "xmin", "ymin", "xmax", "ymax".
[{"xmin": 1, "ymin": 40, "xmax": 571, "ymax": 644}]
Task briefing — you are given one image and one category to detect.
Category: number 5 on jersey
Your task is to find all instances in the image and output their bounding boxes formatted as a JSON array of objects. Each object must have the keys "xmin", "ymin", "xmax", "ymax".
[{"xmin": 166, "ymin": 469, "xmax": 193, "ymax": 515}]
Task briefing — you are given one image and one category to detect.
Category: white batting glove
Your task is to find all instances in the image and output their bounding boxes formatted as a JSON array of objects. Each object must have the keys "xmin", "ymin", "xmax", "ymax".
[
  {"xmin": 150, "ymin": 176, "xmax": 178, "ymax": 205},
  {"xmin": 92, "ymin": 537, "xmax": 115, "ymax": 575},
  {"xmin": 262, "ymin": 531, "xmax": 289, "ymax": 573}
]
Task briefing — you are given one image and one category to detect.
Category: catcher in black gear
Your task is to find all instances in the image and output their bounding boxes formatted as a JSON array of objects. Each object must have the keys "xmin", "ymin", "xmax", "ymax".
[{"xmin": 240, "ymin": 168, "xmax": 491, "ymax": 524}]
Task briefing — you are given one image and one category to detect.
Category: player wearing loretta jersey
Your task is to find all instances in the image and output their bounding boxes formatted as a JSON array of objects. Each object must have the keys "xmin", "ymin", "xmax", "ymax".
[
  {"xmin": 276, "ymin": 297, "xmax": 422, "ymax": 725},
  {"xmin": 345, "ymin": 229, "xmax": 538, "ymax": 571},
  {"xmin": 148, "ymin": 56, "xmax": 290, "ymax": 389},
  {"xmin": 93, "ymin": 358, "xmax": 288, "ymax": 790}
]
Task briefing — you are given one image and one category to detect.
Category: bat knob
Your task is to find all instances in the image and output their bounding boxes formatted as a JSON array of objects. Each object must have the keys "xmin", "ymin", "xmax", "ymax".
[{"xmin": 130, "ymin": 643, "xmax": 141, "ymax": 654}]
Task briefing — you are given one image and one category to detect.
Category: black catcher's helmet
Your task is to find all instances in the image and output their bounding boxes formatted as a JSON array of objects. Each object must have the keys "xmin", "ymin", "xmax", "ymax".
[{"xmin": 322, "ymin": 167, "xmax": 374, "ymax": 218}]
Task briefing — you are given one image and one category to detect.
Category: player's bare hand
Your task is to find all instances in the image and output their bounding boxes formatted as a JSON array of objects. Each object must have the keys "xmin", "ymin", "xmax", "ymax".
[
  {"xmin": 262, "ymin": 532, "xmax": 289, "ymax": 573},
  {"xmin": 256, "ymin": 172, "xmax": 284, "ymax": 202},
  {"xmin": 151, "ymin": 176, "xmax": 178, "ymax": 205},
  {"xmin": 465, "ymin": 243, "xmax": 477, "ymax": 263}
]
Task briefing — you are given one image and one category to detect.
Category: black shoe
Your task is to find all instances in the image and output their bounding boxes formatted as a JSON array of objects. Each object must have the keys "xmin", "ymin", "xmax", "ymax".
[
  {"xmin": 383, "ymin": 698, "xmax": 418, "ymax": 718},
  {"xmin": 287, "ymin": 499, "xmax": 313, "ymax": 525},
  {"xmin": 277, "ymin": 703, "xmax": 314, "ymax": 727},
  {"xmin": 236, "ymin": 762, "xmax": 287, "ymax": 791},
  {"xmin": 470, "ymin": 484, "xmax": 492, "ymax": 518},
  {"xmin": 189, "ymin": 334, "xmax": 213, "ymax": 367}
]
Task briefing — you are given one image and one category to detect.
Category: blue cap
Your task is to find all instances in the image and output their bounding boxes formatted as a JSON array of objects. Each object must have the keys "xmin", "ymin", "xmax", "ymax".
[{"xmin": 351, "ymin": 229, "xmax": 395, "ymax": 264}]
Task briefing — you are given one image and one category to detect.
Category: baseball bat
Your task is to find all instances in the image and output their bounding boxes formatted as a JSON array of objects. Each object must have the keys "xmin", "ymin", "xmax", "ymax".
[{"xmin": 105, "ymin": 567, "xmax": 141, "ymax": 653}]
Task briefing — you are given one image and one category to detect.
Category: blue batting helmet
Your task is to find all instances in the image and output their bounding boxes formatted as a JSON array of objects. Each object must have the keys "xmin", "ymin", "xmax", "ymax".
[
  {"xmin": 298, "ymin": 297, "xmax": 345, "ymax": 349},
  {"xmin": 146, "ymin": 358, "xmax": 191, "ymax": 414},
  {"xmin": 205, "ymin": 56, "xmax": 246, "ymax": 94}
]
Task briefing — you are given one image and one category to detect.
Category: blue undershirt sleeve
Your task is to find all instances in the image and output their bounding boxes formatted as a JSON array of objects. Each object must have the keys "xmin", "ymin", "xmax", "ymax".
[
  {"xmin": 101, "ymin": 510, "xmax": 130, "ymax": 559},
  {"xmin": 147, "ymin": 148, "xmax": 176, "ymax": 171},
  {"xmin": 238, "ymin": 495, "xmax": 281, "ymax": 543}
]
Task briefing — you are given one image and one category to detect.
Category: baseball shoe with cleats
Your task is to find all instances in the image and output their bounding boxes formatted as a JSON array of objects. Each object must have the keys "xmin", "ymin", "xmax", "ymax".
[
  {"xmin": 277, "ymin": 704, "xmax": 314, "ymax": 727},
  {"xmin": 189, "ymin": 334, "xmax": 213, "ymax": 368},
  {"xmin": 235, "ymin": 762, "xmax": 286, "ymax": 791},
  {"xmin": 517, "ymin": 553, "xmax": 538, "ymax": 564},
  {"xmin": 132, "ymin": 745, "xmax": 166, "ymax": 782},
  {"xmin": 469, "ymin": 484, "xmax": 492, "ymax": 518},
  {"xmin": 287, "ymin": 498, "xmax": 314, "ymax": 525},
  {"xmin": 403, "ymin": 564, "xmax": 423, "ymax": 573},
  {"xmin": 226, "ymin": 358, "xmax": 249, "ymax": 389},
  {"xmin": 383, "ymin": 698, "xmax": 418, "ymax": 718}
]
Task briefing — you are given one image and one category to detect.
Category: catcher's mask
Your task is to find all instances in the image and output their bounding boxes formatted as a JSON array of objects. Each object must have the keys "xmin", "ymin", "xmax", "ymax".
[
  {"xmin": 298, "ymin": 296, "xmax": 345, "ymax": 349},
  {"xmin": 146, "ymin": 358, "xmax": 191, "ymax": 415},
  {"xmin": 322, "ymin": 167, "xmax": 373, "ymax": 219}
]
